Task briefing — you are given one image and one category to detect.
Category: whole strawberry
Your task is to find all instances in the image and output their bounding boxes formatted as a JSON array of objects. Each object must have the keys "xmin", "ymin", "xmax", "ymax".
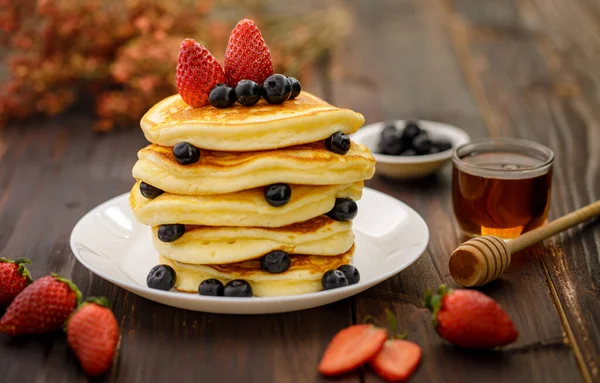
[
  {"xmin": 176, "ymin": 38, "xmax": 225, "ymax": 107},
  {"xmin": 0, "ymin": 274, "xmax": 80, "ymax": 336},
  {"xmin": 0, "ymin": 257, "xmax": 32, "ymax": 306},
  {"xmin": 67, "ymin": 297, "xmax": 119, "ymax": 377},
  {"xmin": 224, "ymin": 19, "xmax": 274, "ymax": 87},
  {"xmin": 424, "ymin": 285, "xmax": 518, "ymax": 349}
]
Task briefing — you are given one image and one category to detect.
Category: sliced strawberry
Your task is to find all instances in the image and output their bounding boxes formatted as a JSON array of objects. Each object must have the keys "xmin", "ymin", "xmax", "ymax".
[
  {"xmin": 370, "ymin": 339, "xmax": 422, "ymax": 382},
  {"xmin": 318, "ymin": 324, "xmax": 387, "ymax": 376},
  {"xmin": 224, "ymin": 19, "xmax": 273, "ymax": 87},
  {"xmin": 176, "ymin": 38, "xmax": 225, "ymax": 108}
]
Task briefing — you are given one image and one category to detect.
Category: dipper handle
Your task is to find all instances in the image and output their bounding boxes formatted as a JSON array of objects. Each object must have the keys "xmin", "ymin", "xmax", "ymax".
[{"xmin": 507, "ymin": 200, "xmax": 600, "ymax": 254}]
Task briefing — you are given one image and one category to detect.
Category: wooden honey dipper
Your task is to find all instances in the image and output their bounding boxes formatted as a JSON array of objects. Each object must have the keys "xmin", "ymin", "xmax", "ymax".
[{"xmin": 449, "ymin": 200, "xmax": 600, "ymax": 287}]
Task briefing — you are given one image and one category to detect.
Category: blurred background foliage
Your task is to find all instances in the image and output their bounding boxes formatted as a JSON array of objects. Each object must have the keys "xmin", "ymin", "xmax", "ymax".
[{"xmin": 0, "ymin": 0, "xmax": 351, "ymax": 130}]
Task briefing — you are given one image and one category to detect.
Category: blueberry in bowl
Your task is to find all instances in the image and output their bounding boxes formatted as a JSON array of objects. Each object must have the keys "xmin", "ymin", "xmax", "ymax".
[{"xmin": 352, "ymin": 119, "xmax": 470, "ymax": 180}]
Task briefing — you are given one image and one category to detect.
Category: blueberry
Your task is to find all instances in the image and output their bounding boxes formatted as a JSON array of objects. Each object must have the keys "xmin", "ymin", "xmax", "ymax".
[
  {"xmin": 401, "ymin": 121, "xmax": 422, "ymax": 146},
  {"xmin": 400, "ymin": 148, "xmax": 418, "ymax": 156},
  {"xmin": 412, "ymin": 134, "xmax": 433, "ymax": 154},
  {"xmin": 139, "ymin": 182, "xmax": 164, "ymax": 199},
  {"xmin": 337, "ymin": 264, "xmax": 360, "ymax": 285},
  {"xmin": 146, "ymin": 265, "xmax": 176, "ymax": 291},
  {"xmin": 435, "ymin": 140, "xmax": 453, "ymax": 152},
  {"xmin": 260, "ymin": 250, "xmax": 291, "ymax": 273},
  {"xmin": 264, "ymin": 183, "xmax": 291, "ymax": 207},
  {"xmin": 198, "ymin": 279, "xmax": 224, "ymax": 296},
  {"xmin": 235, "ymin": 80, "xmax": 261, "ymax": 106},
  {"xmin": 209, "ymin": 84, "xmax": 236, "ymax": 108},
  {"xmin": 382, "ymin": 122, "xmax": 397, "ymax": 136},
  {"xmin": 426, "ymin": 145, "xmax": 442, "ymax": 155},
  {"xmin": 378, "ymin": 126, "xmax": 405, "ymax": 155},
  {"xmin": 287, "ymin": 77, "xmax": 302, "ymax": 99},
  {"xmin": 157, "ymin": 224, "xmax": 185, "ymax": 242},
  {"xmin": 327, "ymin": 198, "xmax": 358, "ymax": 221},
  {"xmin": 322, "ymin": 269, "xmax": 349, "ymax": 290},
  {"xmin": 325, "ymin": 132, "xmax": 351, "ymax": 155},
  {"xmin": 173, "ymin": 142, "xmax": 200, "ymax": 165},
  {"xmin": 262, "ymin": 74, "xmax": 291, "ymax": 104},
  {"xmin": 223, "ymin": 280, "xmax": 253, "ymax": 297}
]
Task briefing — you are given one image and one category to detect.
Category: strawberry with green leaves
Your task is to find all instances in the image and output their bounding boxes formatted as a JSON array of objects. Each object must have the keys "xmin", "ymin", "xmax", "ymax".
[
  {"xmin": 424, "ymin": 285, "xmax": 518, "ymax": 349},
  {"xmin": 0, "ymin": 257, "xmax": 32, "ymax": 306},
  {"xmin": 67, "ymin": 297, "xmax": 119, "ymax": 377},
  {"xmin": 0, "ymin": 274, "xmax": 80, "ymax": 336}
]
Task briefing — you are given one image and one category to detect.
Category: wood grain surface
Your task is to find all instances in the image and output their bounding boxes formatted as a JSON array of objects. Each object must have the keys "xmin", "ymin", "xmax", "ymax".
[{"xmin": 1, "ymin": 0, "xmax": 598, "ymax": 382}]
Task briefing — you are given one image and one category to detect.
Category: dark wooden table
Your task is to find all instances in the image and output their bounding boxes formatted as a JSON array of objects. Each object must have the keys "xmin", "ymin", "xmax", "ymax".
[{"xmin": 1, "ymin": 0, "xmax": 599, "ymax": 382}]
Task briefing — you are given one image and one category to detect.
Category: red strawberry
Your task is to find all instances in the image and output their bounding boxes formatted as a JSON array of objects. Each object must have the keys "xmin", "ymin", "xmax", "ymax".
[
  {"xmin": 224, "ymin": 19, "xmax": 274, "ymax": 87},
  {"xmin": 370, "ymin": 339, "xmax": 422, "ymax": 382},
  {"xmin": 67, "ymin": 297, "xmax": 119, "ymax": 377},
  {"xmin": 318, "ymin": 324, "xmax": 387, "ymax": 376},
  {"xmin": 176, "ymin": 38, "xmax": 225, "ymax": 107},
  {"xmin": 0, "ymin": 274, "xmax": 80, "ymax": 336},
  {"xmin": 0, "ymin": 257, "xmax": 32, "ymax": 306},
  {"xmin": 424, "ymin": 285, "xmax": 518, "ymax": 349}
]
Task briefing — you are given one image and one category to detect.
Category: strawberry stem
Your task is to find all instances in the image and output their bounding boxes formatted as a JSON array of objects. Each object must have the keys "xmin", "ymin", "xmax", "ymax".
[
  {"xmin": 1, "ymin": 257, "xmax": 30, "ymax": 264},
  {"xmin": 385, "ymin": 309, "xmax": 398, "ymax": 337},
  {"xmin": 362, "ymin": 315, "xmax": 377, "ymax": 325},
  {"xmin": 423, "ymin": 284, "xmax": 452, "ymax": 327},
  {"xmin": 384, "ymin": 309, "xmax": 408, "ymax": 339},
  {"xmin": 1, "ymin": 257, "xmax": 32, "ymax": 283},
  {"xmin": 51, "ymin": 273, "xmax": 82, "ymax": 305},
  {"xmin": 84, "ymin": 296, "xmax": 111, "ymax": 308},
  {"xmin": 17, "ymin": 263, "xmax": 33, "ymax": 284}
]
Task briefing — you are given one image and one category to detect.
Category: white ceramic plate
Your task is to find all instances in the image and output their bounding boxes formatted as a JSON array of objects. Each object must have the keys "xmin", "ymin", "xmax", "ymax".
[{"xmin": 70, "ymin": 188, "xmax": 429, "ymax": 314}]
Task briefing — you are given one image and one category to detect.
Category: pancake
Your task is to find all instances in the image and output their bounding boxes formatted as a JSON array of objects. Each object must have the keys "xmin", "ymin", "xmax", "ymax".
[
  {"xmin": 130, "ymin": 180, "xmax": 362, "ymax": 227},
  {"xmin": 132, "ymin": 141, "xmax": 375, "ymax": 195},
  {"xmin": 140, "ymin": 92, "xmax": 364, "ymax": 151},
  {"xmin": 153, "ymin": 216, "xmax": 354, "ymax": 264},
  {"xmin": 159, "ymin": 244, "xmax": 354, "ymax": 296}
]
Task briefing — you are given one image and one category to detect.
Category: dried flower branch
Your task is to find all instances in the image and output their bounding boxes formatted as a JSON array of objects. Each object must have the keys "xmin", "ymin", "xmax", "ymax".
[{"xmin": 0, "ymin": 0, "xmax": 351, "ymax": 130}]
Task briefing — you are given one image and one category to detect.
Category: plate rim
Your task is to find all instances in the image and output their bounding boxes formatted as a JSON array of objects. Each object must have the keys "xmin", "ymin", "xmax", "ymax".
[{"xmin": 70, "ymin": 187, "xmax": 429, "ymax": 310}]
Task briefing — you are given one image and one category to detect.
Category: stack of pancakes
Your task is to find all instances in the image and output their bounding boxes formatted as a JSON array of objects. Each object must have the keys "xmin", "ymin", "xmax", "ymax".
[{"xmin": 129, "ymin": 92, "xmax": 375, "ymax": 296}]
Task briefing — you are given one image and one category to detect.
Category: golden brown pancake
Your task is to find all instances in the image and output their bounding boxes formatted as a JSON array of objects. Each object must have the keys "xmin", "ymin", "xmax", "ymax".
[
  {"xmin": 129, "ymin": 180, "xmax": 362, "ymax": 227},
  {"xmin": 159, "ymin": 244, "xmax": 355, "ymax": 296},
  {"xmin": 140, "ymin": 92, "xmax": 365, "ymax": 151},
  {"xmin": 152, "ymin": 216, "xmax": 354, "ymax": 264},
  {"xmin": 132, "ymin": 141, "xmax": 375, "ymax": 195}
]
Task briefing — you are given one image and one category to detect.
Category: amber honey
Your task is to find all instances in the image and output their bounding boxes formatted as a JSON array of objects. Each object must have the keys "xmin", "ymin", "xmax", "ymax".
[{"xmin": 452, "ymin": 139, "xmax": 554, "ymax": 239}]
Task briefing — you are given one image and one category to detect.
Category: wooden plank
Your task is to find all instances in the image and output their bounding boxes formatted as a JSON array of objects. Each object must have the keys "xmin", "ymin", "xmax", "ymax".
[
  {"xmin": 326, "ymin": 0, "xmax": 585, "ymax": 382},
  {"xmin": 444, "ymin": 0, "xmax": 600, "ymax": 381},
  {"xmin": 0, "ymin": 119, "xmax": 357, "ymax": 383}
]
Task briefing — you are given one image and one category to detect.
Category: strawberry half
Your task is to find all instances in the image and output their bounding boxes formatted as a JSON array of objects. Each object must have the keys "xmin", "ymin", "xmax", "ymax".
[
  {"xmin": 224, "ymin": 19, "xmax": 274, "ymax": 87},
  {"xmin": 67, "ymin": 297, "xmax": 119, "ymax": 377},
  {"xmin": 0, "ymin": 257, "xmax": 32, "ymax": 306},
  {"xmin": 424, "ymin": 285, "xmax": 518, "ymax": 349},
  {"xmin": 176, "ymin": 38, "xmax": 225, "ymax": 107},
  {"xmin": 318, "ymin": 324, "xmax": 387, "ymax": 376},
  {"xmin": 370, "ymin": 339, "xmax": 422, "ymax": 382},
  {"xmin": 0, "ymin": 274, "xmax": 81, "ymax": 336}
]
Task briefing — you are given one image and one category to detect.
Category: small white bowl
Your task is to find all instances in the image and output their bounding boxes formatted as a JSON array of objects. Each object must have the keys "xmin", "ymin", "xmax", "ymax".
[{"xmin": 352, "ymin": 120, "xmax": 470, "ymax": 180}]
